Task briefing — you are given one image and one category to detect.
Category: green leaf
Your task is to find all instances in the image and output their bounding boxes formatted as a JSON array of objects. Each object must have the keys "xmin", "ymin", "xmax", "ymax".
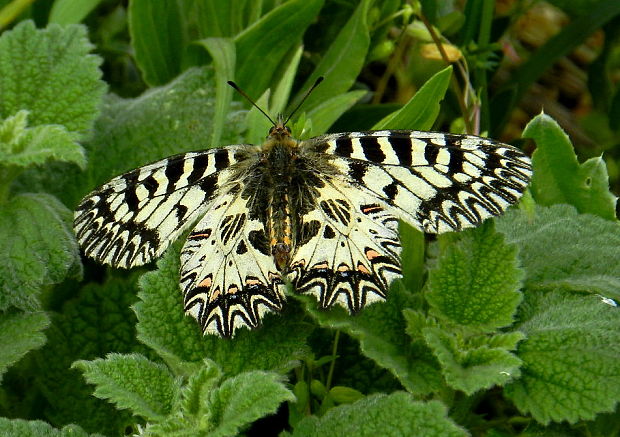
[
  {"xmin": 373, "ymin": 66, "xmax": 453, "ymax": 130},
  {"xmin": 179, "ymin": 359, "xmax": 223, "ymax": 417},
  {"xmin": 235, "ymin": 0, "xmax": 324, "ymax": 98},
  {"xmin": 290, "ymin": 0, "xmax": 370, "ymax": 114},
  {"xmin": 128, "ymin": 0, "xmax": 184, "ymax": 86},
  {"xmin": 0, "ymin": 311, "xmax": 49, "ymax": 381},
  {"xmin": 495, "ymin": 204, "xmax": 620, "ymax": 301},
  {"xmin": 505, "ymin": 291, "xmax": 620, "ymax": 424},
  {"xmin": 423, "ymin": 328, "xmax": 523, "ymax": 395},
  {"xmin": 426, "ymin": 221, "xmax": 523, "ymax": 331},
  {"xmin": 526, "ymin": 113, "xmax": 617, "ymax": 221},
  {"xmin": 295, "ymin": 282, "xmax": 443, "ymax": 395},
  {"xmin": 134, "ymin": 241, "xmax": 312, "ymax": 376},
  {"xmin": 0, "ymin": 418, "xmax": 99, "ymax": 437},
  {"xmin": 287, "ymin": 393, "xmax": 467, "ymax": 437},
  {"xmin": 0, "ymin": 193, "xmax": 80, "ymax": 311},
  {"xmin": 196, "ymin": 37, "xmax": 236, "ymax": 147},
  {"xmin": 48, "ymin": 0, "xmax": 103, "ymax": 24},
  {"xmin": 0, "ymin": 110, "xmax": 85, "ymax": 169},
  {"xmin": 34, "ymin": 277, "xmax": 141, "ymax": 435},
  {"xmin": 207, "ymin": 371, "xmax": 294, "ymax": 437},
  {"xmin": 305, "ymin": 90, "xmax": 367, "ymax": 137},
  {"xmin": 74, "ymin": 353, "xmax": 180, "ymax": 421},
  {"xmin": 0, "ymin": 21, "xmax": 106, "ymax": 134}
]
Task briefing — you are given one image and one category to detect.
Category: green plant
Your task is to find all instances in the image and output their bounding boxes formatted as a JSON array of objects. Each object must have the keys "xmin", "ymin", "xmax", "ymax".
[{"xmin": 0, "ymin": 1, "xmax": 619, "ymax": 436}]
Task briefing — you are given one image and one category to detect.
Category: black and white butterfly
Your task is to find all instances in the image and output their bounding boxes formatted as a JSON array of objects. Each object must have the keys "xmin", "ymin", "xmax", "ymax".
[{"xmin": 74, "ymin": 87, "xmax": 531, "ymax": 338}]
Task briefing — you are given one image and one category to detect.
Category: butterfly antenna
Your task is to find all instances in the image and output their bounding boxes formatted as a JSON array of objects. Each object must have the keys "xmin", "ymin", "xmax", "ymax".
[
  {"xmin": 283, "ymin": 76, "xmax": 324, "ymax": 126},
  {"xmin": 227, "ymin": 80, "xmax": 277, "ymax": 126}
]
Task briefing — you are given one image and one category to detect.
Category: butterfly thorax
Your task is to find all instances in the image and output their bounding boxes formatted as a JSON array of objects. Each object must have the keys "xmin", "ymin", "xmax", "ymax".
[{"xmin": 260, "ymin": 127, "xmax": 299, "ymax": 271}]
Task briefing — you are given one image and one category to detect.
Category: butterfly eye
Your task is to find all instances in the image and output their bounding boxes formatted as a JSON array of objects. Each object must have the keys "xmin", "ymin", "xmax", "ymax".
[{"xmin": 285, "ymin": 126, "xmax": 292, "ymax": 133}]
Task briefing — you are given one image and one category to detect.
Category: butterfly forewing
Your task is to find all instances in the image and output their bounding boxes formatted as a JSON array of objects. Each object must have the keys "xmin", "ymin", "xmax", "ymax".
[
  {"xmin": 74, "ymin": 124, "xmax": 532, "ymax": 338},
  {"xmin": 301, "ymin": 130, "xmax": 532, "ymax": 233},
  {"xmin": 73, "ymin": 147, "xmax": 245, "ymax": 268}
]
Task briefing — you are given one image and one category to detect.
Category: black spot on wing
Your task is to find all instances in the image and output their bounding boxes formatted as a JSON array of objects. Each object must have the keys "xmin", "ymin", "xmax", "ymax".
[
  {"xmin": 188, "ymin": 153, "xmax": 210, "ymax": 184},
  {"xmin": 335, "ymin": 137, "xmax": 353, "ymax": 157},
  {"xmin": 165, "ymin": 157, "xmax": 185, "ymax": 190},
  {"xmin": 214, "ymin": 149, "xmax": 230, "ymax": 170},
  {"xmin": 388, "ymin": 135, "xmax": 413, "ymax": 166},
  {"xmin": 424, "ymin": 143, "xmax": 439, "ymax": 165},
  {"xmin": 348, "ymin": 161, "xmax": 367, "ymax": 184},
  {"xmin": 360, "ymin": 137, "xmax": 386, "ymax": 163}
]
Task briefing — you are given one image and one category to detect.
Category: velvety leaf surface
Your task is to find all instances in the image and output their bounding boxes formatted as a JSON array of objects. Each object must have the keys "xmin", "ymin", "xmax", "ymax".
[
  {"xmin": 0, "ymin": 193, "xmax": 80, "ymax": 311},
  {"xmin": 505, "ymin": 291, "xmax": 620, "ymax": 424},
  {"xmin": 287, "ymin": 393, "xmax": 467, "ymax": 437},
  {"xmin": 495, "ymin": 204, "xmax": 620, "ymax": 300},
  {"xmin": 0, "ymin": 21, "xmax": 105, "ymax": 134},
  {"xmin": 74, "ymin": 353, "xmax": 180, "ymax": 420},
  {"xmin": 0, "ymin": 418, "xmax": 100, "ymax": 437},
  {"xmin": 0, "ymin": 311, "xmax": 49, "ymax": 381}
]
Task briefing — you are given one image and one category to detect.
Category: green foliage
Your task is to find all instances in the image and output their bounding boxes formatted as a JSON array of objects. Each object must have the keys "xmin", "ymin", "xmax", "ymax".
[
  {"xmin": 505, "ymin": 290, "xmax": 620, "ymax": 424},
  {"xmin": 285, "ymin": 393, "xmax": 467, "ymax": 437},
  {"xmin": 527, "ymin": 113, "xmax": 617, "ymax": 220},
  {"xmin": 1, "ymin": 2, "xmax": 619, "ymax": 437}
]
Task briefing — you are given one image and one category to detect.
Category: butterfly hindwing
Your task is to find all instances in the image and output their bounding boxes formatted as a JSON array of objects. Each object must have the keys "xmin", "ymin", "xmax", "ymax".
[
  {"xmin": 302, "ymin": 130, "xmax": 532, "ymax": 233},
  {"xmin": 74, "ymin": 147, "xmax": 245, "ymax": 268},
  {"xmin": 180, "ymin": 191, "xmax": 285, "ymax": 337},
  {"xmin": 289, "ymin": 182, "xmax": 401, "ymax": 313}
]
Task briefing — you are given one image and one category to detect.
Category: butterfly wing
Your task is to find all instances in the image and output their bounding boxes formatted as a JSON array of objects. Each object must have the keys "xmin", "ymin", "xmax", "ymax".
[
  {"xmin": 180, "ymin": 190, "xmax": 285, "ymax": 337},
  {"xmin": 288, "ymin": 181, "xmax": 401, "ymax": 313},
  {"xmin": 302, "ymin": 130, "xmax": 532, "ymax": 233},
  {"xmin": 74, "ymin": 147, "xmax": 246, "ymax": 268}
]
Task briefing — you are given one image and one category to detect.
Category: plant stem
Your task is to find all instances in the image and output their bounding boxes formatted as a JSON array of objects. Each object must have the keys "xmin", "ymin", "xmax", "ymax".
[
  {"xmin": 325, "ymin": 330, "xmax": 340, "ymax": 391},
  {"xmin": 0, "ymin": 0, "xmax": 37, "ymax": 31}
]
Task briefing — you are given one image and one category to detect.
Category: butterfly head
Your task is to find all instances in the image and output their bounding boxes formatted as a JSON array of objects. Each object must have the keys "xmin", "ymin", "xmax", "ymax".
[{"xmin": 267, "ymin": 116, "xmax": 292, "ymax": 141}]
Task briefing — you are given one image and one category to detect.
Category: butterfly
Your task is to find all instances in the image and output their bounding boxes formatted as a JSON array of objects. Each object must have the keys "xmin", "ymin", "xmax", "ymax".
[{"xmin": 74, "ymin": 82, "xmax": 532, "ymax": 338}]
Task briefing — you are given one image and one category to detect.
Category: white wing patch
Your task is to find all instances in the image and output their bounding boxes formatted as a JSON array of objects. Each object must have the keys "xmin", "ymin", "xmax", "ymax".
[{"xmin": 180, "ymin": 191, "xmax": 285, "ymax": 337}]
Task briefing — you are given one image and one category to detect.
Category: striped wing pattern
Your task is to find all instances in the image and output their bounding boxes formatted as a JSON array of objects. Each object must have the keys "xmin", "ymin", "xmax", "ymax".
[
  {"xmin": 74, "ymin": 128, "xmax": 531, "ymax": 338},
  {"xmin": 74, "ymin": 147, "xmax": 243, "ymax": 268},
  {"xmin": 180, "ymin": 191, "xmax": 285, "ymax": 337},
  {"xmin": 289, "ymin": 183, "xmax": 401, "ymax": 312},
  {"xmin": 303, "ymin": 130, "xmax": 532, "ymax": 234}
]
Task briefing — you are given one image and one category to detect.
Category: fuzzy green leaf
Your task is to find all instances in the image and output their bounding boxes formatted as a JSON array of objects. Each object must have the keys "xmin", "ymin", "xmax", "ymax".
[
  {"xmin": 505, "ymin": 291, "xmax": 620, "ymax": 424},
  {"xmin": 152, "ymin": 370, "xmax": 293, "ymax": 436},
  {"xmin": 34, "ymin": 277, "xmax": 141, "ymax": 435},
  {"xmin": 179, "ymin": 359, "xmax": 223, "ymax": 418},
  {"xmin": 0, "ymin": 21, "xmax": 105, "ymax": 135},
  {"xmin": 374, "ymin": 66, "xmax": 453, "ymax": 130},
  {"xmin": 426, "ymin": 222, "xmax": 523, "ymax": 331},
  {"xmin": 207, "ymin": 371, "xmax": 294, "ymax": 437},
  {"xmin": 287, "ymin": 393, "xmax": 467, "ymax": 437},
  {"xmin": 134, "ymin": 241, "xmax": 312, "ymax": 376},
  {"xmin": 0, "ymin": 193, "xmax": 80, "ymax": 311},
  {"xmin": 290, "ymin": 0, "xmax": 370, "ymax": 114},
  {"xmin": 295, "ymin": 282, "xmax": 443, "ymax": 395},
  {"xmin": 526, "ymin": 113, "xmax": 617, "ymax": 220},
  {"xmin": 74, "ymin": 353, "xmax": 180, "ymax": 420},
  {"xmin": 495, "ymin": 204, "xmax": 620, "ymax": 301},
  {"xmin": 423, "ymin": 328, "xmax": 523, "ymax": 395},
  {"xmin": 128, "ymin": 0, "xmax": 184, "ymax": 86},
  {"xmin": 0, "ymin": 110, "xmax": 84, "ymax": 169},
  {"xmin": 235, "ymin": 0, "xmax": 324, "ymax": 98},
  {"xmin": 0, "ymin": 418, "xmax": 99, "ymax": 437},
  {"xmin": 0, "ymin": 311, "xmax": 49, "ymax": 381}
]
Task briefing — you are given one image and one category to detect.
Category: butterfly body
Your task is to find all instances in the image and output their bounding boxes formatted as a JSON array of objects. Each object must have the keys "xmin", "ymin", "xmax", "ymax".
[{"xmin": 75, "ymin": 127, "xmax": 531, "ymax": 337}]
